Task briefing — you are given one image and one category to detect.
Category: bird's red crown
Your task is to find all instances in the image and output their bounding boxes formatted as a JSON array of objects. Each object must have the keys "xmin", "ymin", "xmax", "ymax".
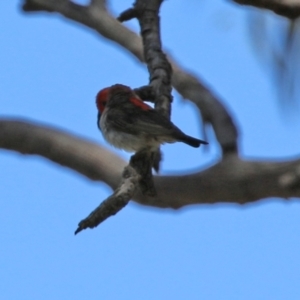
[{"xmin": 96, "ymin": 84, "xmax": 151, "ymax": 112}]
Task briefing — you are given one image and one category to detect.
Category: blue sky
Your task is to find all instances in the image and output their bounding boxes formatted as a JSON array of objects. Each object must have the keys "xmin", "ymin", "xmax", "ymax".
[{"xmin": 1, "ymin": 1, "xmax": 300, "ymax": 299}]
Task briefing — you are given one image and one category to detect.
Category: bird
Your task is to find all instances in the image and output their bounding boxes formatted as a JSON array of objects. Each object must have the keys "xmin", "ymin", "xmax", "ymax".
[{"xmin": 96, "ymin": 84, "xmax": 208, "ymax": 152}]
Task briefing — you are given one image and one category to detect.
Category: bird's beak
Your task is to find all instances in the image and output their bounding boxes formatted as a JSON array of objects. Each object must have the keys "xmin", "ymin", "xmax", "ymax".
[{"xmin": 97, "ymin": 112, "xmax": 101, "ymax": 130}]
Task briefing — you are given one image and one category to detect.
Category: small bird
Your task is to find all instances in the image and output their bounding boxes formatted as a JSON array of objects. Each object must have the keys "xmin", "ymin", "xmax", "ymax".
[{"xmin": 96, "ymin": 84, "xmax": 208, "ymax": 152}]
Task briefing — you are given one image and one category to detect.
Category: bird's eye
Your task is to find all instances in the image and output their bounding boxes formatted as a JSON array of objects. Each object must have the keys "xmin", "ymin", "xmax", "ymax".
[{"xmin": 102, "ymin": 101, "xmax": 107, "ymax": 106}]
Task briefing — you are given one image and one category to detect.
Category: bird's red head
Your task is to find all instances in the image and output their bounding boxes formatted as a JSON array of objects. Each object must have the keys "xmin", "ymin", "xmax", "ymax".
[
  {"xmin": 96, "ymin": 83, "xmax": 153, "ymax": 116},
  {"xmin": 96, "ymin": 84, "xmax": 132, "ymax": 113}
]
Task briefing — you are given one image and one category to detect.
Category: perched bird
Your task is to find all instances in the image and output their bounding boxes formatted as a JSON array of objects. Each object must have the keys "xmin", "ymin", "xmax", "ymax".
[{"xmin": 96, "ymin": 84, "xmax": 208, "ymax": 152}]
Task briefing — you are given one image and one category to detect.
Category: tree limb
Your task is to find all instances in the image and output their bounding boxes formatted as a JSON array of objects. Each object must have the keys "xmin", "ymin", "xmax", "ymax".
[
  {"xmin": 75, "ymin": 165, "xmax": 140, "ymax": 234},
  {"xmin": 114, "ymin": 0, "xmax": 172, "ymax": 197},
  {"xmin": 0, "ymin": 119, "xmax": 125, "ymax": 186},
  {"xmin": 232, "ymin": 0, "xmax": 300, "ymax": 19},
  {"xmin": 1, "ymin": 119, "xmax": 299, "ymax": 210},
  {"xmin": 119, "ymin": 0, "xmax": 172, "ymax": 118}
]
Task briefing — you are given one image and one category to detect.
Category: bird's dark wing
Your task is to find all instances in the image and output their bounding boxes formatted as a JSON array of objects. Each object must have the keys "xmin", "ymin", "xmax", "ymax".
[{"xmin": 106, "ymin": 109, "xmax": 180, "ymax": 137}]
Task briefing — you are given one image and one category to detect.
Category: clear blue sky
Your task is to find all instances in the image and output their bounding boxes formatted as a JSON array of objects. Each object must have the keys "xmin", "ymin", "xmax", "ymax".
[{"xmin": 1, "ymin": 1, "xmax": 300, "ymax": 299}]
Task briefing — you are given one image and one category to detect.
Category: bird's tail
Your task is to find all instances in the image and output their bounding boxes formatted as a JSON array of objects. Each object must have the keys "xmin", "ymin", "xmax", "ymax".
[{"xmin": 180, "ymin": 134, "xmax": 208, "ymax": 148}]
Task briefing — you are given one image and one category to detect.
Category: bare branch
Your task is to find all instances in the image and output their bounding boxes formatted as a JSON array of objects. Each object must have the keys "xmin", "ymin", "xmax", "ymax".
[
  {"xmin": 145, "ymin": 155, "xmax": 300, "ymax": 208},
  {"xmin": 1, "ymin": 119, "xmax": 299, "ymax": 209},
  {"xmin": 75, "ymin": 165, "xmax": 139, "ymax": 234},
  {"xmin": 115, "ymin": 0, "xmax": 173, "ymax": 196},
  {"xmin": 233, "ymin": 0, "xmax": 300, "ymax": 19},
  {"xmin": 0, "ymin": 119, "xmax": 125, "ymax": 186},
  {"xmin": 21, "ymin": 0, "xmax": 238, "ymax": 155},
  {"xmin": 120, "ymin": 0, "xmax": 172, "ymax": 118},
  {"xmin": 171, "ymin": 62, "xmax": 238, "ymax": 153}
]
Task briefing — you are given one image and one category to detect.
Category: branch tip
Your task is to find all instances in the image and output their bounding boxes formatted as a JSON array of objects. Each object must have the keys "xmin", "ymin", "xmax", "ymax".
[
  {"xmin": 117, "ymin": 8, "xmax": 138, "ymax": 22},
  {"xmin": 22, "ymin": 0, "xmax": 52, "ymax": 12}
]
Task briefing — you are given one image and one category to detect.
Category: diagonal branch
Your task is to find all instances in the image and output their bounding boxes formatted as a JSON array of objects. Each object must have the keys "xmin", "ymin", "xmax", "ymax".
[{"xmin": 75, "ymin": 165, "xmax": 140, "ymax": 234}]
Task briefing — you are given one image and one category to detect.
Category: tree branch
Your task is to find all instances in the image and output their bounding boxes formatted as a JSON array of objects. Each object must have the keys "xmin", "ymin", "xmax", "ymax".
[
  {"xmin": 119, "ymin": 0, "xmax": 172, "ymax": 118},
  {"xmin": 0, "ymin": 119, "xmax": 125, "ymax": 186},
  {"xmin": 171, "ymin": 62, "xmax": 238, "ymax": 153},
  {"xmin": 1, "ymin": 119, "xmax": 299, "ymax": 210},
  {"xmin": 75, "ymin": 165, "xmax": 139, "ymax": 234},
  {"xmin": 116, "ymin": 0, "xmax": 173, "ymax": 198},
  {"xmin": 232, "ymin": 0, "xmax": 300, "ymax": 19}
]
